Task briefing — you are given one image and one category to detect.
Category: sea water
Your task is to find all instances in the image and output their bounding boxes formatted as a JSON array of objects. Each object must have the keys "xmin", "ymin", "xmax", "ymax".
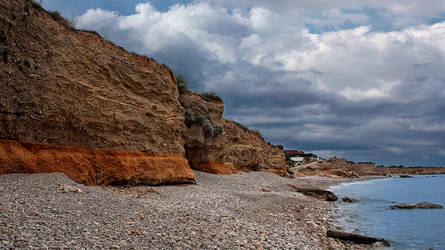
[{"xmin": 330, "ymin": 175, "xmax": 445, "ymax": 249}]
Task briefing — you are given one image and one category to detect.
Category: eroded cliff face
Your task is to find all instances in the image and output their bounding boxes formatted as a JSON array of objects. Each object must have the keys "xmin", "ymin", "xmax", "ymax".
[
  {"xmin": 180, "ymin": 92, "xmax": 286, "ymax": 174},
  {"xmin": 0, "ymin": 0, "xmax": 184, "ymax": 155},
  {"xmin": 0, "ymin": 0, "xmax": 286, "ymax": 184},
  {"xmin": 0, "ymin": 0, "xmax": 196, "ymax": 184}
]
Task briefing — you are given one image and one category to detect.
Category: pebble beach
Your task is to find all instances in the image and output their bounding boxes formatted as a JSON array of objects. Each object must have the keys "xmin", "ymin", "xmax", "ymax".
[{"xmin": 0, "ymin": 171, "xmax": 367, "ymax": 249}]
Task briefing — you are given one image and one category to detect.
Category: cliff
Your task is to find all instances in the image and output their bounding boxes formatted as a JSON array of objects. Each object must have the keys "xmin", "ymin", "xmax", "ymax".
[
  {"xmin": 0, "ymin": 0, "xmax": 185, "ymax": 154},
  {"xmin": 0, "ymin": 0, "xmax": 286, "ymax": 184},
  {"xmin": 180, "ymin": 92, "xmax": 286, "ymax": 174}
]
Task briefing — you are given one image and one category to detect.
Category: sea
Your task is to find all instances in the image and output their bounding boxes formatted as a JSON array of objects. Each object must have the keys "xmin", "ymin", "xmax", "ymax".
[{"xmin": 329, "ymin": 175, "xmax": 445, "ymax": 250}]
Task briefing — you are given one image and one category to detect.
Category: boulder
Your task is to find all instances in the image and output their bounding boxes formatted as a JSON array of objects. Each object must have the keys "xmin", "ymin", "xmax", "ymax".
[
  {"xmin": 326, "ymin": 230, "xmax": 390, "ymax": 246},
  {"xmin": 342, "ymin": 197, "xmax": 358, "ymax": 203},
  {"xmin": 391, "ymin": 202, "xmax": 443, "ymax": 209},
  {"xmin": 288, "ymin": 184, "xmax": 338, "ymax": 201},
  {"xmin": 399, "ymin": 175, "xmax": 413, "ymax": 178}
]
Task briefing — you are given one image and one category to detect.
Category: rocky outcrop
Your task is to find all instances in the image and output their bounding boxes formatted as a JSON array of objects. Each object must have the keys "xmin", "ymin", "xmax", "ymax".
[
  {"xmin": 342, "ymin": 197, "xmax": 358, "ymax": 203},
  {"xmin": 288, "ymin": 184, "xmax": 338, "ymax": 201},
  {"xmin": 326, "ymin": 230, "xmax": 390, "ymax": 247},
  {"xmin": 180, "ymin": 92, "xmax": 286, "ymax": 174},
  {"xmin": 290, "ymin": 156, "xmax": 445, "ymax": 178},
  {"xmin": 0, "ymin": 0, "xmax": 185, "ymax": 155},
  {"xmin": 391, "ymin": 202, "xmax": 443, "ymax": 209},
  {"xmin": 291, "ymin": 158, "xmax": 374, "ymax": 178},
  {"xmin": 0, "ymin": 140, "xmax": 195, "ymax": 185}
]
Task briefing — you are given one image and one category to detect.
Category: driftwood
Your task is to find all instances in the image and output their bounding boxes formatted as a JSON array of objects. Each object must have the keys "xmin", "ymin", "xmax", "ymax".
[
  {"xmin": 287, "ymin": 184, "xmax": 338, "ymax": 201},
  {"xmin": 326, "ymin": 230, "xmax": 390, "ymax": 246}
]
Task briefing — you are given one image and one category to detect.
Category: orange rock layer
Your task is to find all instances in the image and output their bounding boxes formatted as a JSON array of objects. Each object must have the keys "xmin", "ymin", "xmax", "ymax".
[
  {"xmin": 0, "ymin": 140, "xmax": 196, "ymax": 186},
  {"xmin": 195, "ymin": 161, "xmax": 239, "ymax": 175}
]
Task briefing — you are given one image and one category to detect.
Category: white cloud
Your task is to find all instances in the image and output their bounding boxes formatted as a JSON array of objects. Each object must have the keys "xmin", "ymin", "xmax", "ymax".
[
  {"xmin": 387, "ymin": 146, "xmax": 405, "ymax": 155},
  {"xmin": 77, "ymin": 8, "xmax": 118, "ymax": 29}
]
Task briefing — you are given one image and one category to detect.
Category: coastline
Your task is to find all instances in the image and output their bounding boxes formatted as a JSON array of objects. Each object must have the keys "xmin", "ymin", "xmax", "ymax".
[
  {"xmin": 294, "ymin": 175, "xmax": 387, "ymax": 190},
  {"xmin": 327, "ymin": 174, "xmax": 445, "ymax": 249},
  {"xmin": 0, "ymin": 171, "xmax": 373, "ymax": 249}
]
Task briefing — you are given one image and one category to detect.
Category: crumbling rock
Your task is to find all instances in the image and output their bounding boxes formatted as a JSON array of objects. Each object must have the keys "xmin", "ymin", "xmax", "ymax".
[
  {"xmin": 0, "ymin": 140, "xmax": 196, "ymax": 186},
  {"xmin": 180, "ymin": 92, "xmax": 286, "ymax": 174}
]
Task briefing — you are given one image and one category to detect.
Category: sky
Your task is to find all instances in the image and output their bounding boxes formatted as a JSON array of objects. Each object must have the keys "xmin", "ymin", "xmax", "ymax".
[{"xmin": 42, "ymin": 0, "xmax": 445, "ymax": 166}]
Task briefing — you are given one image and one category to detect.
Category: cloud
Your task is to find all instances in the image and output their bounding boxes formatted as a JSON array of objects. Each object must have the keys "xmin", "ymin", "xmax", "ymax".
[{"xmin": 76, "ymin": 1, "xmax": 445, "ymax": 166}]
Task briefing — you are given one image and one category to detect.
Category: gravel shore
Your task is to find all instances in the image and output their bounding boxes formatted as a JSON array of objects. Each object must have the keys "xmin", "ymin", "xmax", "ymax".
[{"xmin": 0, "ymin": 171, "xmax": 367, "ymax": 249}]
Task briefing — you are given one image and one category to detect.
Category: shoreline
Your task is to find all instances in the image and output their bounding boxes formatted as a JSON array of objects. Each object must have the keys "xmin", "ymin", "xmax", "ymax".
[
  {"xmin": 327, "ymin": 174, "xmax": 445, "ymax": 249},
  {"xmin": 292, "ymin": 175, "xmax": 387, "ymax": 190},
  {"xmin": 0, "ymin": 171, "xmax": 374, "ymax": 249}
]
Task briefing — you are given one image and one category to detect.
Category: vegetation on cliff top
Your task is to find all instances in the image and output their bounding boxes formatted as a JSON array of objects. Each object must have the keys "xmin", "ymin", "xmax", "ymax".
[{"xmin": 201, "ymin": 92, "xmax": 222, "ymax": 102}]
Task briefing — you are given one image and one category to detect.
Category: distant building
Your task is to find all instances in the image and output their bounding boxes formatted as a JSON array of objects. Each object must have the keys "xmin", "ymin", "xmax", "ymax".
[
  {"xmin": 284, "ymin": 150, "xmax": 319, "ymax": 162},
  {"xmin": 289, "ymin": 157, "xmax": 304, "ymax": 162}
]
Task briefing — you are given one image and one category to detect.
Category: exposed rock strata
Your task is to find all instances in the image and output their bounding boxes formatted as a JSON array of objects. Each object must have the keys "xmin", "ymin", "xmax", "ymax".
[
  {"xmin": 0, "ymin": 0, "xmax": 185, "ymax": 155},
  {"xmin": 0, "ymin": 140, "xmax": 196, "ymax": 185},
  {"xmin": 179, "ymin": 92, "xmax": 286, "ymax": 173}
]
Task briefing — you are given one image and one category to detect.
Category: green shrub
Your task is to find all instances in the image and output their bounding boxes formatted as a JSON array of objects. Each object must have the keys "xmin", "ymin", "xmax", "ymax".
[
  {"xmin": 202, "ymin": 92, "xmax": 222, "ymax": 102},
  {"xmin": 233, "ymin": 121, "xmax": 249, "ymax": 132},
  {"xmin": 25, "ymin": 0, "xmax": 43, "ymax": 9},
  {"xmin": 80, "ymin": 29, "xmax": 102, "ymax": 38},
  {"xmin": 233, "ymin": 121, "xmax": 264, "ymax": 139},
  {"xmin": 203, "ymin": 119, "xmax": 223, "ymax": 138},
  {"xmin": 48, "ymin": 10, "xmax": 63, "ymax": 21},
  {"xmin": 251, "ymin": 128, "xmax": 262, "ymax": 137},
  {"xmin": 184, "ymin": 112, "xmax": 203, "ymax": 128},
  {"xmin": 175, "ymin": 74, "xmax": 188, "ymax": 94}
]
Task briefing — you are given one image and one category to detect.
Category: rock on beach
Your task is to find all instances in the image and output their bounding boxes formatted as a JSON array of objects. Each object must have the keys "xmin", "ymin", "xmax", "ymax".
[{"xmin": 391, "ymin": 202, "xmax": 443, "ymax": 209}]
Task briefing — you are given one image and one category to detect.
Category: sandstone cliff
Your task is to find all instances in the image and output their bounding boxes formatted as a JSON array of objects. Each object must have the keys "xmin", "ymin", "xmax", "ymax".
[
  {"xmin": 0, "ymin": 0, "xmax": 195, "ymax": 184},
  {"xmin": 180, "ymin": 92, "xmax": 286, "ymax": 174},
  {"xmin": 0, "ymin": 0, "xmax": 184, "ymax": 155},
  {"xmin": 0, "ymin": 0, "xmax": 286, "ymax": 184}
]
